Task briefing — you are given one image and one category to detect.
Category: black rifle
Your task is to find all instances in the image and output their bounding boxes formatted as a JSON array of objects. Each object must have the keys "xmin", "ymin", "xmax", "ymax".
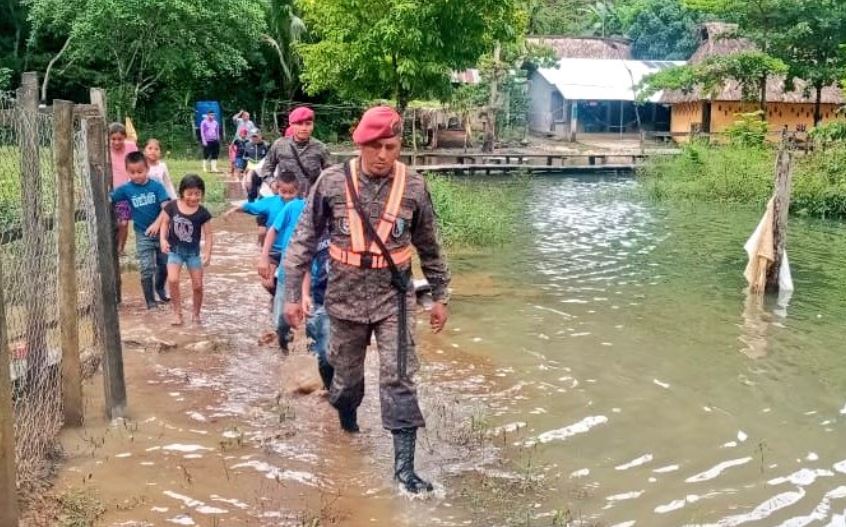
[{"xmin": 343, "ymin": 161, "xmax": 411, "ymax": 379}]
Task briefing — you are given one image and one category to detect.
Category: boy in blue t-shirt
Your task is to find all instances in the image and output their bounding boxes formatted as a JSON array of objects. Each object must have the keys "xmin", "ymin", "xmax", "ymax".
[
  {"xmin": 222, "ymin": 169, "xmax": 299, "ymax": 246},
  {"xmin": 223, "ymin": 171, "xmax": 298, "ymax": 283},
  {"xmin": 258, "ymin": 171, "xmax": 305, "ymax": 352},
  {"xmin": 110, "ymin": 151, "xmax": 171, "ymax": 309},
  {"xmin": 302, "ymin": 232, "xmax": 332, "ymax": 389}
]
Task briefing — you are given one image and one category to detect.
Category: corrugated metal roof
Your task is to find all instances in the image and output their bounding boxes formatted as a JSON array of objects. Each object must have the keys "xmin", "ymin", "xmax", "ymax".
[{"xmin": 536, "ymin": 59, "xmax": 684, "ymax": 102}]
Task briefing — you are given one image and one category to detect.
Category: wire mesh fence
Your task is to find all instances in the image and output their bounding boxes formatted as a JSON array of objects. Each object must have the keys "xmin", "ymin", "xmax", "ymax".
[{"xmin": 0, "ymin": 90, "xmax": 105, "ymax": 498}]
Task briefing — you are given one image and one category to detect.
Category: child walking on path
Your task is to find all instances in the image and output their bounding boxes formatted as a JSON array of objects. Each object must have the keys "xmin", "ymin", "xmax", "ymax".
[
  {"xmin": 222, "ymin": 176, "xmax": 293, "ymax": 246},
  {"xmin": 258, "ymin": 179, "xmax": 305, "ymax": 352},
  {"xmin": 110, "ymin": 151, "xmax": 171, "ymax": 308},
  {"xmin": 143, "ymin": 138, "xmax": 177, "ymax": 199},
  {"xmin": 109, "ymin": 123, "xmax": 138, "ymax": 255},
  {"xmin": 160, "ymin": 175, "xmax": 213, "ymax": 326}
]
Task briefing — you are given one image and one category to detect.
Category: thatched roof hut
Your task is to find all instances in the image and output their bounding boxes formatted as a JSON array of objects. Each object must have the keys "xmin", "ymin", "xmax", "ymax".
[
  {"xmin": 662, "ymin": 22, "xmax": 844, "ymax": 104},
  {"xmin": 527, "ymin": 36, "xmax": 632, "ymax": 60}
]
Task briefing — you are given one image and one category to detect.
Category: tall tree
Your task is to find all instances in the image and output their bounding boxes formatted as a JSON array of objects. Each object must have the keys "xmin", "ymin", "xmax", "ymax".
[
  {"xmin": 27, "ymin": 0, "xmax": 265, "ymax": 114},
  {"xmin": 772, "ymin": 0, "xmax": 846, "ymax": 125},
  {"xmin": 296, "ymin": 0, "xmax": 526, "ymax": 113},
  {"xmin": 683, "ymin": 0, "xmax": 792, "ymax": 112},
  {"xmin": 527, "ymin": 0, "xmax": 600, "ymax": 35},
  {"xmin": 0, "ymin": 0, "xmax": 29, "ymax": 71},
  {"xmin": 262, "ymin": 0, "xmax": 307, "ymax": 95},
  {"xmin": 626, "ymin": 0, "xmax": 703, "ymax": 60},
  {"xmin": 638, "ymin": 51, "xmax": 788, "ymax": 112}
]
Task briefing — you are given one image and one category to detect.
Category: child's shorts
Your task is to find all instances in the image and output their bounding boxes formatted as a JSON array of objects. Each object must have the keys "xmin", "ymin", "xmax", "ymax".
[
  {"xmin": 114, "ymin": 200, "xmax": 131, "ymax": 222},
  {"xmin": 168, "ymin": 247, "xmax": 202, "ymax": 270}
]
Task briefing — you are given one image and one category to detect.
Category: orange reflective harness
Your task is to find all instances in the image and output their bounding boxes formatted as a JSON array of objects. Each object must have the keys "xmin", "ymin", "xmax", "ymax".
[
  {"xmin": 332, "ymin": 159, "xmax": 413, "ymax": 378},
  {"xmin": 329, "ymin": 160, "xmax": 411, "ymax": 269}
]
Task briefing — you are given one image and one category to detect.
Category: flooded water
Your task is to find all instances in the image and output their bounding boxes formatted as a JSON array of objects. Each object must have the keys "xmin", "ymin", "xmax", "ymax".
[
  {"xmin": 437, "ymin": 175, "xmax": 846, "ymax": 525},
  {"xmin": 51, "ymin": 175, "xmax": 846, "ymax": 527}
]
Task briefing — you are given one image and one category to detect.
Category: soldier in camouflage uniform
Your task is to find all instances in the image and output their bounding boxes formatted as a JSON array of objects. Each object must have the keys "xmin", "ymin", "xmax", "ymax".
[
  {"xmin": 284, "ymin": 106, "xmax": 450, "ymax": 494},
  {"xmin": 262, "ymin": 106, "xmax": 331, "ymax": 196}
]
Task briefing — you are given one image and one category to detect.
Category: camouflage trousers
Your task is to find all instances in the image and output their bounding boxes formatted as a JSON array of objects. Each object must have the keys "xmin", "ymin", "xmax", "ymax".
[{"xmin": 328, "ymin": 312, "xmax": 425, "ymax": 430}]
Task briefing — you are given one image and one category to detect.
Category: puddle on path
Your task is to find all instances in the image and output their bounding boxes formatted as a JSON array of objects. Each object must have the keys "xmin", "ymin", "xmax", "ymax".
[{"xmin": 52, "ymin": 215, "xmax": 519, "ymax": 527}]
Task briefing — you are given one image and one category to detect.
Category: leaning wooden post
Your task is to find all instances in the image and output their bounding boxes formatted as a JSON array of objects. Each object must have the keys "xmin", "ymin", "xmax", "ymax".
[
  {"xmin": 17, "ymin": 72, "xmax": 48, "ymax": 389},
  {"xmin": 89, "ymin": 88, "xmax": 121, "ymax": 304},
  {"xmin": 766, "ymin": 145, "xmax": 793, "ymax": 292},
  {"xmin": 54, "ymin": 100, "xmax": 83, "ymax": 427},
  {"xmin": 85, "ymin": 117, "xmax": 127, "ymax": 420},
  {"xmin": 0, "ymin": 264, "xmax": 20, "ymax": 527}
]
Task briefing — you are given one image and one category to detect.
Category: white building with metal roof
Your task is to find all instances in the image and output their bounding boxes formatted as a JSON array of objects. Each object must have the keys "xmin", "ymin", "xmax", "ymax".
[{"xmin": 528, "ymin": 58, "xmax": 683, "ymax": 140}]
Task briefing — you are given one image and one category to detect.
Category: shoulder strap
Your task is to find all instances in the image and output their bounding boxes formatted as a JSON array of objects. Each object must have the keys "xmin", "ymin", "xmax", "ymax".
[
  {"xmin": 289, "ymin": 140, "xmax": 316, "ymax": 180},
  {"xmin": 343, "ymin": 160, "xmax": 408, "ymax": 292}
]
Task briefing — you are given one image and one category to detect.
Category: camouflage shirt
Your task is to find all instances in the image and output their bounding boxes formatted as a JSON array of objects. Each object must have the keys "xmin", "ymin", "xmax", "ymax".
[
  {"xmin": 262, "ymin": 137, "xmax": 331, "ymax": 195},
  {"xmin": 284, "ymin": 160, "xmax": 450, "ymax": 324}
]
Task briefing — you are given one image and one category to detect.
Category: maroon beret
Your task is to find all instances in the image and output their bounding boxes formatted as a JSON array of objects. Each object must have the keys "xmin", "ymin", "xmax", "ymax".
[
  {"xmin": 353, "ymin": 106, "xmax": 403, "ymax": 145},
  {"xmin": 289, "ymin": 106, "xmax": 315, "ymax": 125}
]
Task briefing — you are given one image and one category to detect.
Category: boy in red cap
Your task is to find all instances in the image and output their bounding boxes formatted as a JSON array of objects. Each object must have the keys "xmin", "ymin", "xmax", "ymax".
[
  {"xmin": 283, "ymin": 105, "xmax": 450, "ymax": 494},
  {"xmin": 262, "ymin": 105, "xmax": 330, "ymax": 196}
]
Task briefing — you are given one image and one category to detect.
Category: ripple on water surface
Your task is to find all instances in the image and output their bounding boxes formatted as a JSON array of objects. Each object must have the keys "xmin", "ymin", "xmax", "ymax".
[{"xmin": 448, "ymin": 175, "xmax": 846, "ymax": 524}]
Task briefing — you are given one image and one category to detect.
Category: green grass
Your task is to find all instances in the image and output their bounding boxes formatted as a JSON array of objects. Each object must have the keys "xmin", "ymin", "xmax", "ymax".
[
  {"xmin": 637, "ymin": 143, "xmax": 846, "ymax": 219},
  {"xmin": 427, "ymin": 174, "xmax": 527, "ymax": 248},
  {"xmin": 166, "ymin": 157, "xmax": 227, "ymax": 214}
]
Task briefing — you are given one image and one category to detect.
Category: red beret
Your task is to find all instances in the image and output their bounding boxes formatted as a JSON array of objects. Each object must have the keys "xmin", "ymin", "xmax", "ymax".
[
  {"xmin": 289, "ymin": 106, "xmax": 314, "ymax": 125},
  {"xmin": 353, "ymin": 106, "xmax": 403, "ymax": 145},
  {"xmin": 284, "ymin": 126, "xmax": 294, "ymax": 138}
]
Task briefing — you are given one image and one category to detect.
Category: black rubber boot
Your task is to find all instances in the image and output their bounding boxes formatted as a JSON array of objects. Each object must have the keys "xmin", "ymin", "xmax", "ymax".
[
  {"xmin": 317, "ymin": 361, "xmax": 334, "ymax": 391},
  {"xmin": 276, "ymin": 328, "xmax": 290, "ymax": 354},
  {"xmin": 392, "ymin": 428, "xmax": 433, "ymax": 493},
  {"xmin": 338, "ymin": 407, "xmax": 360, "ymax": 433},
  {"xmin": 156, "ymin": 287, "xmax": 170, "ymax": 303},
  {"xmin": 155, "ymin": 253, "xmax": 169, "ymax": 302},
  {"xmin": 141, "ymin": 278, "xmax": 158, "ymax": 310}
]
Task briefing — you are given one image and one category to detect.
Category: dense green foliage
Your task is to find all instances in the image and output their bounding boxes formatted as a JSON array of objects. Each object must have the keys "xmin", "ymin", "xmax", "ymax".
[
  {"xmin": 296, "ymin": 0, "xmax": 525, "ymax": 112},
  {"xmin": 638, "ymin": 52, "xmax": 788, "ymax": 103},
  {"xmin": 427, "ymin": 176, "xmax": 526, "ymax": 247},
  {"xmin": 638, "ymin": 144, "xmax": 846, "ymax": 219},
  {"xmin": 626, "ymin": 0, "xmax": 702, "ymax": 60},
  {"xmin": 725, "ymin": 111, "xmax": 768, "ymax": 147},
  {"xmin": 27, "ymin": 0, "xmax": 265, "ymax": 117}
]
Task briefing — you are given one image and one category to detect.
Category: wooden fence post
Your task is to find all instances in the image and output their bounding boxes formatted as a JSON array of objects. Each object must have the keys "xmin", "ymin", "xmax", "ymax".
[
  {"xmin": 17, "ymin": 72, "xmax": 48, "ymax": 390},
  {"xmin": 0, "ymin": 263, "xmax": 20, "ymax": 527},
  {"xmin": 89, "ymin": 88, "xmax": 121, "ymax": 304},
  {"xmin": 766, "ymin": 145, "xmax": 793, "ymax": 292},
  {"xmin": 85, "ymin": 117, "xmax": 127, "ymax": 420},
  {"xmin": 54, "ymin": 100, "xmax": 82, "ymax": 427}
]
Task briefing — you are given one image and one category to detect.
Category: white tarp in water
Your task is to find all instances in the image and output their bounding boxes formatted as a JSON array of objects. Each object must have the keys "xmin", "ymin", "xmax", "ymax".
[{"xmin": 744, "ymin": 197, "xmax": 794, "ymax": 292}]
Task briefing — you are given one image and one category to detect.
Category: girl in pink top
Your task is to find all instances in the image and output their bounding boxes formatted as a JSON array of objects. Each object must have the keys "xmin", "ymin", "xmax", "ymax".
[{"xmin": 109, "ymin": 122, "xmax": 138, "ymax": 255}]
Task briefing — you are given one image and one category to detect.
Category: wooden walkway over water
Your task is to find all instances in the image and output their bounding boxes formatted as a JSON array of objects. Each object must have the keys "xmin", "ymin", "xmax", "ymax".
[{"xmin": 330, "ymin": 150, "xmax": 679, "ymax": 175}]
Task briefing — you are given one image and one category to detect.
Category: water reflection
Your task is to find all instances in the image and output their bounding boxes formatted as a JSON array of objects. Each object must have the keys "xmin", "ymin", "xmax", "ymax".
[{"xmin": 443, "ymin": 175, "xmax": 846, "ymax": 525}]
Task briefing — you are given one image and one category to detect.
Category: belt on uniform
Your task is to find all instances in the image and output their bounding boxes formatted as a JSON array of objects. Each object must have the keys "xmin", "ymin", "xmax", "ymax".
[{"xmin": 329, "ymin": 244, "xmax": 412, "ymax": 269}]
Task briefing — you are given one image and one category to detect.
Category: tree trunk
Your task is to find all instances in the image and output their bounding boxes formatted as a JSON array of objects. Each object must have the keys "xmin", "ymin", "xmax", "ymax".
[
  {"xmin": 41, "ymin": 35, "xmax": 73, "ymax": 103},
  {"xmin": 813, "ymin": 83, "xmax": 823, "ymax": 126},
  {"xmin": 759, "ymin": 74, "xmax": 768, "ymax": 118},
  {"xmin": 482, "ymin": 43, "xmax": 501, "ymax": 153},
  {"xmin": 392, "ymin": 53, "xmax": 408, "ymax": 115}
]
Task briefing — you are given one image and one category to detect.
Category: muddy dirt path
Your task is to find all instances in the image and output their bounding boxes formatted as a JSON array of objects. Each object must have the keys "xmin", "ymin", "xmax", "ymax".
[{"xmin": 52, "ymin": 216, "xmax": 510, "ymax": 527}]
